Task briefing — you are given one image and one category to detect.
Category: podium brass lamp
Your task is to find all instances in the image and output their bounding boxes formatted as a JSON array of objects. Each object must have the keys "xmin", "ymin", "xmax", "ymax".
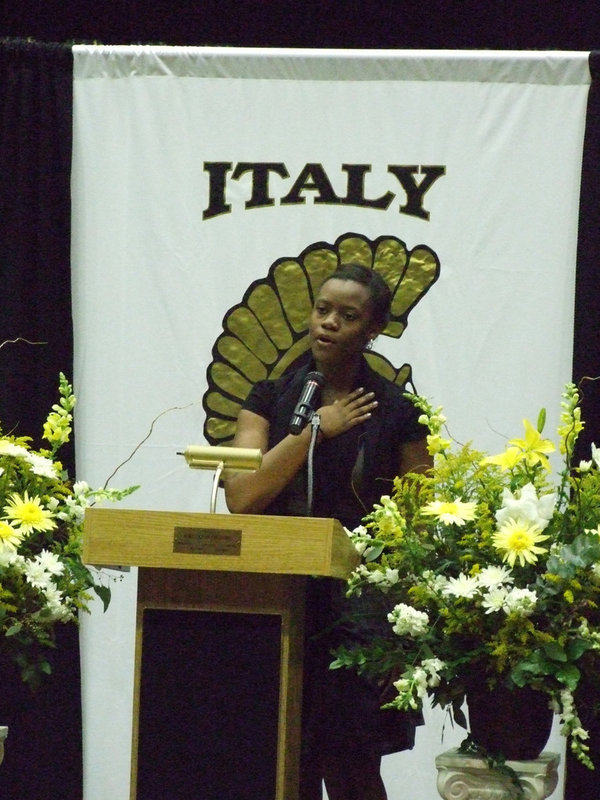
[{"xmin": 182, "ymin": 445, "xmax": 262, "ymax": 512}]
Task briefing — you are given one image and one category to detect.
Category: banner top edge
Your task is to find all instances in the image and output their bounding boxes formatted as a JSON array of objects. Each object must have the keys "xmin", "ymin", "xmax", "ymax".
[{"xmin": 72, "ymin": 45, "xmax": 592, "ymax": 86}]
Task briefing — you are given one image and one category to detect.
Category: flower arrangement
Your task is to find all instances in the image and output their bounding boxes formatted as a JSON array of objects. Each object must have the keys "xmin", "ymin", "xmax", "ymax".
[
  {"xmin": 0, "ymin": 372, "xmax": 136, "ymax": 686},
  {"xmin": 333, "ymin": 382, "xmax": 600, "ymax": 768}
]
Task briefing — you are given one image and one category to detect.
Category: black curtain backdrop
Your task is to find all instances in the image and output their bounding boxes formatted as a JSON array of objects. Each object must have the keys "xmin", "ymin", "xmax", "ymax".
[
  {"xmin": 0, "ymin": 40, "xmax": 81, "ymax": 800},
  {"xmin": 566, "ymin": 50, "xmax": 600, "ymax": 800},
  {"xmin": 573, "ymin": 51, "xmax": 600, "ymax": 455},
  {"xmin": 0, "ymin": 39, "xmax": 74, "ymax": 458}
]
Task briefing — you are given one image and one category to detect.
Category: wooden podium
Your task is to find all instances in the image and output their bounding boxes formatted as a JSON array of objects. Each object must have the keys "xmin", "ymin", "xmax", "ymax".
[{"xmin": 83, "ymin": 507, "xmax": 360, "ymax": 800}]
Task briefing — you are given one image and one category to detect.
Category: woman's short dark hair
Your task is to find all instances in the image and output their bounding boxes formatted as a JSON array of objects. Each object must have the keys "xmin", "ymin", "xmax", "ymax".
[{"xmin": 322, "ymin": 263, "xmax": 392, "ymax": 329}]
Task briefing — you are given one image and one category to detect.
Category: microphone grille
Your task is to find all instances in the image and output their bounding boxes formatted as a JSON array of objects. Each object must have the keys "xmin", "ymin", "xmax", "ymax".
[{"xmin": 306, "ymin": 371, "xmax": 325, "ymax": 386}]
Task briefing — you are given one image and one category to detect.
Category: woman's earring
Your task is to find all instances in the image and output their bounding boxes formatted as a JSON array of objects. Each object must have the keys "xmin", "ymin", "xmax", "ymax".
[{"xmin": 365, "ymin": 339, "xmax": 373, "ymax": 351}]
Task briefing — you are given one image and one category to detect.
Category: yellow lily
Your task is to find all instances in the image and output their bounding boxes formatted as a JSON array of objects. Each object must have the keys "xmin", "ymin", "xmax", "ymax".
[
  {"xmin": 482, "ymin": 446, "xmax": 524, "ymax": 471},
  {"xmin": 509, "ymin": 419, "xmax": 555, "ymax": 471}
]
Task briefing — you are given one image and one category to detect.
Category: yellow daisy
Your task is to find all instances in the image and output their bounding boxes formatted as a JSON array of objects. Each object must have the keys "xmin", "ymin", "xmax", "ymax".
[
  {"xmin": 421, "ymin": 499, "xmax": 477, "ymax": 526},
  {"xmin": 3, "ymin": 491, "xmax": 57, "ymax": 534},
  {"xmin": 492, "ymin": 518, "xmax": 549, "ymax": 567},
  {"xmin": 0, "ymin": 520, "xmax": 24, "ymax": 552}
]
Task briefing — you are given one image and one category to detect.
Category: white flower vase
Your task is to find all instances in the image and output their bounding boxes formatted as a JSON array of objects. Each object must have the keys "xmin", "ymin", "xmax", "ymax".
[{"xmin": 0, "ymin": 727, "xmax": 7, "ymax": 766}]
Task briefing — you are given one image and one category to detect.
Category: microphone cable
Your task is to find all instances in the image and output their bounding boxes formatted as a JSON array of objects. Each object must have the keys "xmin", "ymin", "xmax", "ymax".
[{"xmin": 306, "ymin": 412, "xmax": 321, "ymax": 516}]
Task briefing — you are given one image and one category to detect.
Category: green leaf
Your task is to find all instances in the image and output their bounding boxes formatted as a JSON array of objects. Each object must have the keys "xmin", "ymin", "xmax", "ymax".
[
  {"xmin": 511, "ymin": 650, "xmax": 556, "ymax": 685},
  {"xmin": 364, "ymin": 543, "xmax": 384, "ymax": 561},
  {"xmin": 542, "ymin": 641, "xmax": 568, "ymax": 663},
  {"xmin": 556, "ymin": 663, "xmax": 580, "ymax": 691},
  {"xmin": 548, "ymin": 533, "xmax": 600, "ymax": 576},
  {"xmin": 93, "ymin": 584, "xmax": 112, "ymax": 613},
  {"xmin": 566, "ymin": 637, "xmax": 593, "ymax": 661},
  {"xmin": 452, "ymin": 698, "xmax": 468, "ymax": 729}
]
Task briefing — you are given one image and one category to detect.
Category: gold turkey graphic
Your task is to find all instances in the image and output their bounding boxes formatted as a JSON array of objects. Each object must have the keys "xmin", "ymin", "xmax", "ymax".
[{"xmin": 203, "ymin": 232, "xmax": 440, "ymax": 445}]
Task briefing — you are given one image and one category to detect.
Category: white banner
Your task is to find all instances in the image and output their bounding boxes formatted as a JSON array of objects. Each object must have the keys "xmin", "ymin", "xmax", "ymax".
[{"xmin": 71, "ymin": 47, "xmax": 590, "ymax": 799}]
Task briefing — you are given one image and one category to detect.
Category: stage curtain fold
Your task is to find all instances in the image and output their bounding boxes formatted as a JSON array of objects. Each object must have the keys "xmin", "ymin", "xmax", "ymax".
[
  {"xmin": 0, "ymin": 39, "xmax": 81, "ymax": 800},
  {"xmin": 0, "ymin": 39, "xmax": 74, "ymax": 456},
  {"xmin": 573, "ymin": 50, "xmax": 600, "ymax": 452},
  {"xmin": 566, "ymin": 49, "xmax": 600, "ymax": 800}
]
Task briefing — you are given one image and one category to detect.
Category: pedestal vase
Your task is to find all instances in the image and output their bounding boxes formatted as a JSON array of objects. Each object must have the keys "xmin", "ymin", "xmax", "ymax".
[{"xmin": 435, "ymin": 748, "xmax": 560, "ymax": 800}]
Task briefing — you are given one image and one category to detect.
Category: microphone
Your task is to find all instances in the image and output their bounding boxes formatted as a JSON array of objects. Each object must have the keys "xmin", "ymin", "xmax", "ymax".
[{"xmin": 289, "ymin": 371, "xmax": 325, "ymax": 435}]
